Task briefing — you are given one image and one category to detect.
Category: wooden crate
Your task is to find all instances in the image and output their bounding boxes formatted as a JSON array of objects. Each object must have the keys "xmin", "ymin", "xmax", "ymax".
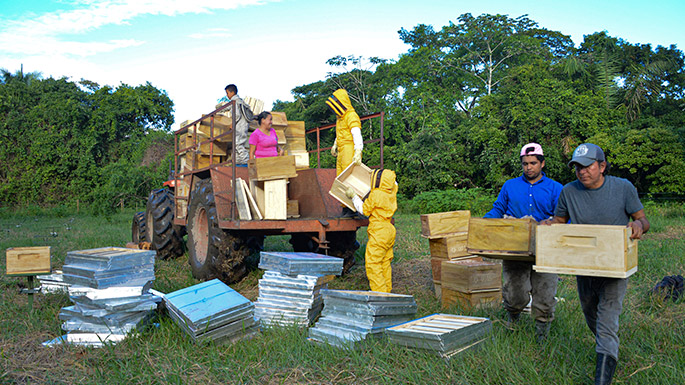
[
  {"xmin": 285, "ymin": 121, "xmax": 305, "ymax": 137},
  {"xmin": 534, "ymin": 224, "xmax": 638, "ymax": 278},
  {"xmin": 6, "ymin": 246, "xmax": 51, "ymax": 275},
  {"xmin": 179, "ymin": 135, "xmax": 229, "ymax": 156},
  {"xmin": 275, "ymin": 129, "xmax": 286, "ymax": 145},
  {"xmin": 182, "ymin": 153, "xmax": 223, "ymax": 170},
  {"xmin": 248, "ymin": 155, "xmax": 297, "ymax": 181},
  {"xmin": 251, "ymin": 179, "xmax": 287, "ymax": 220},
  {"xmin": 287, "ymin": 199, "xmax": 299, "ymax": 218},
  {"xmin": 431, "ymin": 255, "xmax": 482, "ymax": 282},
  {"xmin": 420, "ymin": 211, "xmax": 470, "ymax": 238},
  {"xmin": 428, "ymin": 233, "xmax": 469, "ymax": 259},
  {"xmin": 441, "ymin": 259, "xmax": 501, "ymax": 293},
  {"xmin": 271, "ymin": 111, "xmax": 288, "ymax": 127},
  {"xmin": 441, "ymin": 287, "xmax": 501, "ymax": 309},
  {"xmin": 289, "ymin": 150, "xmax": 309, "ymax": 169},
  {"xmin": 433, "ymin": 280, "xmax": 442, "ymax": 299},
  {"xmin": 196, "ymin": 115, "xmax": 232, "ymax": 141},
  {"xmin": 328, "ymin": 162, "xmax": 373, "ymax": 210},
  {"xmin": 467, "ymin": 217, "xmax": 536, "ymax": 261}
]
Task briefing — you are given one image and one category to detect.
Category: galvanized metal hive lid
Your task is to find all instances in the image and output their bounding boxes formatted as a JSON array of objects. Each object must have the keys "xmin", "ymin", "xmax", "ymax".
[
  {"xmin": 320, "ymin": 289, "xmax": 416, "ymax": 303},
  {"xmin": 64, "ymin": 247, "xmax": 156, "ymax": 270},
  {"xmin": 254, "ymin": 271, "xmax": 329, "ymax": 326},
  {"xmin": 164, "ymin": 279, "xmax": 254, "ymax": 331},
  {"xmin": 258, "ymin": 251, "xmax": 344, "ymax": 276}
]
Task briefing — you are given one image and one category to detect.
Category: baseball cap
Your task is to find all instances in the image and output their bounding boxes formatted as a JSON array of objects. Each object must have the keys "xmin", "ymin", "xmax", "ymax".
[
  {"xmin": 520, "ymin": 143, "xmax": 544, "ymax": 157},
  {"xmin": 568, "ymin": 143, "xmax": 605, "ymax": 167}
]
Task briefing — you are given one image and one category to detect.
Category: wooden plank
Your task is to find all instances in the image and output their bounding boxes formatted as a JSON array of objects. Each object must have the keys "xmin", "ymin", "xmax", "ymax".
[
  {"xmin": 428, "ymin": 234, "xmax": 469, "ymax": 259},
  {"xmin": 467, "ymin": 217, "xmax": 536, "ymax": 259},
  {"xmin": 534, "ymin": 224, "xmax": 638, "ymax": 278},
  {"xmin": 240, "ymin": 178, "xmax": 262, "ymax": 220},
  {"xmin": 441, "ymin": 286, "xmax": 501, "ymax": 309},
  {"xmin": 248, "ymin": 155, "xmax": 297, "ymax": 181},
  {"xmin": 420, "ymin": 211, "xmax": 471, "ymax": 238},
  {"xmin": 234, "ymin": 178, "xmax": 252, "ymax": 220},
  {"xmin": 250, "ymin": 180, "xmax": 265, "ymax": 215},
  {"xmin": 441, "ymin": 259, "xmax": 501, "ymax": 293},
  {"xmin": 6, "ymin": 246, "xmax": 51, "ymax": 275},
  {"xmin": 263, "ymin": 179, "xmax": 287, "ymax": 220}
]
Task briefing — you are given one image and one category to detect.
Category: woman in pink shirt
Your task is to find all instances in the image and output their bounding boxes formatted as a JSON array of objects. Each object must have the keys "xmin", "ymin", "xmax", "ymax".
[{"xmin": 249, "ymin": 111, "xmax": 283, "ymax": 159}]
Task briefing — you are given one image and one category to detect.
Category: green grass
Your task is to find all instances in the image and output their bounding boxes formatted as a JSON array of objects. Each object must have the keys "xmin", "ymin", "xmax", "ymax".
[{"xmin": 1, "ymin": 206, "xmax": 684, "ymax": 384}]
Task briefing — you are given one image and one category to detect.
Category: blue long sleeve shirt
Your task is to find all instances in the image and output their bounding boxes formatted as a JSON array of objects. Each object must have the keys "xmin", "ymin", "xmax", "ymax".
[{"xmin": 484, "ymin": 173, "xmax": 563, "ymax": 222}]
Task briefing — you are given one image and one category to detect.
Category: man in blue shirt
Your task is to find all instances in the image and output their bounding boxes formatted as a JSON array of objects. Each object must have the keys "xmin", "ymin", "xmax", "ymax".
[{"xmin": 484, "ymin": 143, "xmax": 563, "ymax": 341}]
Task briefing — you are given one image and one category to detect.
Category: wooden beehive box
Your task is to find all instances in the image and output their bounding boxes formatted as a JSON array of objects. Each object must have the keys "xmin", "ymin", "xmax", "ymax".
[
  {"xmin": 441, "ymin": 286, "xmax": 501, "ymax": 309},
  {"xmin": 428, "ymin": 233, "xmax": 469, "ymax": 259},
  {"xmin": 248, "ymin": 155, "xmax": 297, "ymax": 181},
  {"xmin": 328, "ymin": 162, "xmax": 373, "ymax": 210},
  {"xmin": 467, "ymin": 217, "xmax": 536, "ymax": 261},
  {"xmin": 179, "ymin": 135, "xmax": 229, "ymax": 156},
  {"xmin": 6, "ymin": 246, "xmax": 51, "ymax": 276},
  {"xmin": 196, "ymin": 115, "xmax": 232, "ymax": 141},
  {"xmin": 441, "ymin": 259, "xmax": 501, "ymax": 293},
  {"xmin": 534, "ymin": 224, "xmax": 638, "ymax": 278},
  {"xmin": 250, "ymin": 179, "xmax": 287, "ymax": 220},
  {"xmin": 420, "ymin": 211, "xmax": 470, "ymax": 238},
  {"xmin": 430, "ymin": 255, "xmax": 481, "ymax": 281},
  {"xmin": 289, "ymin": 150, "xmax": 309, "ymax": 169}
]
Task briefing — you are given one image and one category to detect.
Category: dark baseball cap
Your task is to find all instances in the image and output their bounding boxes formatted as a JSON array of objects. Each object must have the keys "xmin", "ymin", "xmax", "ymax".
[{"xmin": 568, "ymin": 143, "xmax": 605, "ymax": 167}]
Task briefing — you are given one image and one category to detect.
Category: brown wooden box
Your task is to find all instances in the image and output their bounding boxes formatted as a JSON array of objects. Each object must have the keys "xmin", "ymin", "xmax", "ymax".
[
  {"xmin": 196, "ymin": 115, "xmax": 232, "ymax": 141},
  {"xmin": 441, "ymin": 259, "xmax": 501, "ymax": 293},
  {"xmin": 181, "ymin": 153, "xmax": 223, "ymax": 170},
  {"xmin": 428, "ymin": 233, "xmax": 469, "ymax": 259},
  {"xmin": 420, "ymin": 211, "xmax": 470, "ymax": 238},
  {"xmin": 248, "ymin": 155, "xmax": 297, "ymax": 181},
  {"xmin": 441, "ymin": 286, "xmax": 501, "ymax": 309},
  {"xmin": 285, "ymin": 121, "xmax": 305, "ymax": 137},
  {"xmin": 6, "ymin": 246, "xmax": 51, "ymax": 275},
  {"xmin": 250, "ymin": 179, "xmax": 287, "ymax": 220},
  {"xmin": 287, "ymin": 199, "xmax": 299, "ymax": 218},
  {"xmin": 271, "ymin": 111, "xmax": 288, "ymax": 127},
  {"xmin": 431, "ymin": 255, "xmax": 482, "ymax": 281},
  {"xmin": 433, "ymin": 280, "xmax": 442, "ymax": 300},
  {"xmin": 328, "ymin": 162, "xmax": 373, "ymax": 210},
  {"xmin": 534, "ymin": 224, "xmax": 638, "ymax": 278},
  {"xmin": 467, "ymin": 217, "xmax": 536, "ymax": 261},
  {"xmin": 179, "ymin": 135, "xmax": 229, "ymax": 156}
]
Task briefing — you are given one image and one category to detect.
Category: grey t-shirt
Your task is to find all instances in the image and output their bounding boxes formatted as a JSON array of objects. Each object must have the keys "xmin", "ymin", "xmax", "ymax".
[{"xmin": 555, "ymin": 175, "xmax": 643, "ymax": 226}]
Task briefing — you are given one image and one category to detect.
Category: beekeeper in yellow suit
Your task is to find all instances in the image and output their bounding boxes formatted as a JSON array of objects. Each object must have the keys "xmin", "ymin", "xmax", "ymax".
[{"xmin": 346, "ymin": 169, "xmax": 398, "ymax": 292}]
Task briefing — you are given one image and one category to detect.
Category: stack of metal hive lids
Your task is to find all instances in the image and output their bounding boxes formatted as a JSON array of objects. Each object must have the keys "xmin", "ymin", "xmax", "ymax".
[
  {"xmin": 385, "ymin": 313, "xmax": 492, "ymax": 358},
  {"xmin": 255, "ymin": 252, "xmax": 344, "ymax": 327},
  {"xmin": 37, "ymin": 270, "xmax": 70, "ymax": 293},
  {"xmin": 255, "ymin": 271, "xmax": 334, "ymax": 326},
  {"xmin": 53, "ymin": 247, "xmax": 160, "ymax": 347},
  {"xmin": 165, "ymin": 279, "xmax": 258, "ymax": 343},
  {"xmin": 61, "ymin": 247, "xmax": 156, "ymax": 289},
  {"xmin": 308, "ymin": 290, "xmax": 418, "ymax": 348},
  {"xmin": 258, "ymin": 251, "xmax": 344, "ymax": 276}
]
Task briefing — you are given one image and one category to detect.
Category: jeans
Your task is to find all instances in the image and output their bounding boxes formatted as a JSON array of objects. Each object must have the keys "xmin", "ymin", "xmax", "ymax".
[
  {"xmin": 502, "ymin": 260, "xmax": 558, "ymax": 322},
  {"xmin": 577, "ymin": 276, "xmax": 627, "ymax": 360}
]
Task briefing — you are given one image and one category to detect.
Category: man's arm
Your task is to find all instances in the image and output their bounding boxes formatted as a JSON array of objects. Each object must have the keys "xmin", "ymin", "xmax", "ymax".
[
  {"xmin": 628, "ymin": 209, "xmax": 650, "ymax": 239},
  {"xmin": 540, "ymin": 215, "xmax": 568, "ymax": 225}
]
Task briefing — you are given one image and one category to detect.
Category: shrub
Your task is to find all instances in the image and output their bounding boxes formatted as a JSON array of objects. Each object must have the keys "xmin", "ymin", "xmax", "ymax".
[{"xmin": 405, "ymin": 188, "xmax": 496, "ymax": 216}]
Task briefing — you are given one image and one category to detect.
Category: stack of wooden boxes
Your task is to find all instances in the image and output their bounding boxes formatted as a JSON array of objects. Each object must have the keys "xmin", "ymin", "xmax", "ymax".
[
  {"xmin": 440, "ymin": 258, "xmax": 502, "ymax": 309},
  {"xmin": 419, "ymin": 211, "xmax": 473, "ymax": 299},
  {"xmin": 249, "ymin": 155, "xmax": 297, "ymax": 220}
]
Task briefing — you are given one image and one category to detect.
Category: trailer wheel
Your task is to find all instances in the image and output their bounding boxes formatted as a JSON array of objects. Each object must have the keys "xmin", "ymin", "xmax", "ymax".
[
  {"xmin": 187, "ymin": 179, "xmax": 259, "ymax": 283},
  {"xmin": 132, "ymin": 211, "xmax": 147, "ymax": 243},
  {"xmin": 145, "ymin": 188, "xmax": 185, "ymax": 260},
  {"xmin": 327, "ymin": 231, "xmax": 360, "ymax": 274}
]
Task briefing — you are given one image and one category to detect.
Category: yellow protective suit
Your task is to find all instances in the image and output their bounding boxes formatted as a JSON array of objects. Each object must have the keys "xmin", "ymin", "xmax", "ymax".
[
  {"xmin": 326, "ymin": 89, "xmax": 362, "ymax": 176},
  {"xmin": 362, "ymin": 169, "xmax": 398, "ymax": 293}
]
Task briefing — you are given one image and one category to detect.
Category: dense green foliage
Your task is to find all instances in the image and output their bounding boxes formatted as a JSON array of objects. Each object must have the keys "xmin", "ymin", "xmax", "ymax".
[
  {"xmin": 2, "ymin": 13, "xmax": 684, "ymax": 210},
  {"xmin": 0, "ymin": 70, "xmax": 174, "ymax": 210},
  {"xmin": 274, "ymin": 14, "xmax": 685, "ymax": 197}
]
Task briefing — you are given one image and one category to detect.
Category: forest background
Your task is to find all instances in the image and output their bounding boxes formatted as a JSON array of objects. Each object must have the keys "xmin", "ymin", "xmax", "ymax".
[{"xmin": 1, "ymin": 13, "xmax": 684, "ymax": 213}]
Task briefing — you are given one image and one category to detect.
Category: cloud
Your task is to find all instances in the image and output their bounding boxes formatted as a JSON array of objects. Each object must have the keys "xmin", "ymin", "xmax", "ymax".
[
  {"xmin": 189, "ymin": 28, "xmax": 233, "ymax": 40},
  {"xmin": 0, "ymin": 0, "xmax": 273, "ymax": 57}
]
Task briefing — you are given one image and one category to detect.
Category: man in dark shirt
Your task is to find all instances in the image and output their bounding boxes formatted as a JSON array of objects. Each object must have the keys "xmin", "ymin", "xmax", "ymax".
[{"xmin": 543, "ymin": 143, "xmax": 649, "ymax": 385}]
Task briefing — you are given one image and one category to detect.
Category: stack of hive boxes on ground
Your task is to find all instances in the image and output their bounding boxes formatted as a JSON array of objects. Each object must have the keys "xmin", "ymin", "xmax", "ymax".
[
  {"xmin": 308, "ymin": 290, "xmax": 417, "ymax": 348},
  {"xmin": 386, "ymin": 313, "xmax": 492, "ymax": 359},
  {"xmin": 254, "ymin": 251, "xmax": 343, "ymax": 327},
  {"xmin": 164, "ymin": 279, "xmax": 258, "ymax": 344},
  {"xmin": 420, "ymin": 210, "xmax": 475, "ymax": 299},
  {"xmin": 56, "ymin": 247, "xmax": 161, "ymax": 347}
]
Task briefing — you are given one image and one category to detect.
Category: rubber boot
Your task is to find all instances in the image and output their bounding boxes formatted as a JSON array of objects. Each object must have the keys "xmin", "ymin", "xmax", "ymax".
[
  {"xmin": 594, "ymin": 353, "xmax": 617, "ymax": 385},
  {"xmin": 535, "ymin": 320, "xmax": 550, "ymax": 342},
  {"xmin": 505, "ymin": 311, "xmax": 521, "ymax": 330}
]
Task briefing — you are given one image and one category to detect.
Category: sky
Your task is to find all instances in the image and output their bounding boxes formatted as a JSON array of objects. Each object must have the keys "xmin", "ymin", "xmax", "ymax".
[{"xmin": 1, "ymin": 0, "xmax": 684, "ymax": 127}]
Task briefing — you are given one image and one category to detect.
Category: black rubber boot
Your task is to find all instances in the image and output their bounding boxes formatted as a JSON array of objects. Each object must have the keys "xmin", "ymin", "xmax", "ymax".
[
  {"xmin": 505, "ymin": 311, "xmax": 521, "ymax": 330},
  {"xmin": 535, "ymin": 320, "xmax": 550, "ymax": 342},
  {"xmin": 594, "ymin": 353, "xmax": 617, "ymax": 385}
]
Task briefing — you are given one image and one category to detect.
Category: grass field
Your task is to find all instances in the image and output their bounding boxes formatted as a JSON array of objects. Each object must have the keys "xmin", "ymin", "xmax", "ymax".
[{"xmin": 1, "ymin": 204, "xmax": 683, "ymax": 384}]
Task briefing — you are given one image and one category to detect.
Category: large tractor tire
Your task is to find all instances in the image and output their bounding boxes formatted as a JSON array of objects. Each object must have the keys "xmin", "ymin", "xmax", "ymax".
[
  {"xmin": 131, "ymin": 211, "xmax": 147, "ymax": 243},
  {"xmin": 145, "ymin": 188, "xmax": 185, "ymax": 260},
  {"xmin": 187, "ymin": 179, "xmax": 261, "ymax": 283},
  {"xmin": 289, "ymin": 231, "xmax": 359, "ymax": 274}
]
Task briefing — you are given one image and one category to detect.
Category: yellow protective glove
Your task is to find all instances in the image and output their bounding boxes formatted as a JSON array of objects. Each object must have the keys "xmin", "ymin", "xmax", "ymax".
[
  {"xmin": 345, "ymin": 187, "xmax": 356, "ymax": 199},
  {"xmin": 352, "ymin": 148, "xmax": 362, "ymax": 165},
  {"xmin": 331, "ymin": 140, "xmax": 338, "ymax": 157}
]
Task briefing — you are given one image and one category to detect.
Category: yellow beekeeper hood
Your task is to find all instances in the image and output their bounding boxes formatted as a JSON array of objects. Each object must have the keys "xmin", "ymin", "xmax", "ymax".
[
  {"xmin": 371, "ymin": 169, "xmax": 398, "ymax": 195},
  {"xmin": 326, "ymin": 89, "xmax": 355, "ymax": 117}
]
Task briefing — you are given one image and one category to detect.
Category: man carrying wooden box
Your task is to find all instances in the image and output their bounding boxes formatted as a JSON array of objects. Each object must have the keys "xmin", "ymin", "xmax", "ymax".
[
  {"xmin": 483, "ymin": 143, "xmax": 563, "ymax": 341},
  {"xmin": 542, "ymin": 143, "xmax": 649, "ymax": 385}
]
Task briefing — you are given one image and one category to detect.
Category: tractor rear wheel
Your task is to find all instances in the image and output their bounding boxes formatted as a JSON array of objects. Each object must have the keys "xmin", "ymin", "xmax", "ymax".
[
  {"xmin": 145, "ymin": 188, "xmax": 185, "ymax": 260},
  {"xmin": 131, "ymin": 211, "xmax": 147, "ymax": 243},
  {"xmin": 187, "ymin": 179, "xmax": 260, "ymax": 283}
]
